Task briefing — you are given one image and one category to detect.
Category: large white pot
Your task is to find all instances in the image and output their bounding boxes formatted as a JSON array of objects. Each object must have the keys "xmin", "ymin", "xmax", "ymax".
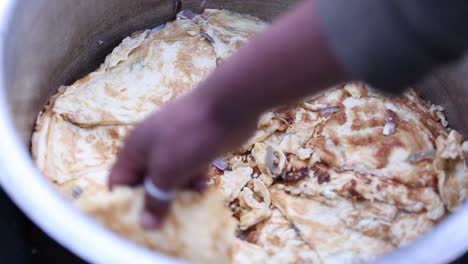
[{"xmin": 0, "ymin": 1, "xmax": 467, "ymax": 263}]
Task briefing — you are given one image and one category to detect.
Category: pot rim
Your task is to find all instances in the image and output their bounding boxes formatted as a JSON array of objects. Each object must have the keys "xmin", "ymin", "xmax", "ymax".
[
  {"xmin": 0, "ymin": 1, "xmax": 181, "ymax": 264},
  {"xmin": 0, "ymin": 1, "xmax": 467, "ymax": 263}
]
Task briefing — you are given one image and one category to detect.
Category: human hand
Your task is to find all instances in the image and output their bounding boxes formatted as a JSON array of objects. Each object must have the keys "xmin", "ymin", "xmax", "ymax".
[
  {"xmin": 108, "ymin": 0, "xmax": 348, "ymax": 230},
  {"xmin": 108, "ymin": 92, "xmax": 258, "ymax": 229}
]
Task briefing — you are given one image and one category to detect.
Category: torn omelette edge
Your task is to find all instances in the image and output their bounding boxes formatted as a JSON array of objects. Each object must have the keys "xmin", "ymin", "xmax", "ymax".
[{"xmin": 30, "ymin": 8, "xmax": 468, "ymax": 264}]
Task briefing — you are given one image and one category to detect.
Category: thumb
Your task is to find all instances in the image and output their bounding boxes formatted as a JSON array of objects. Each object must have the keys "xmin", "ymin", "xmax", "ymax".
[
  {"xmin": 140, "ymin": 147, "xmax": 177, "ymax": 230},
  {"xmin": 140, "ymin": 167, "xmax": 208, "ymax": 230},
  {"xmin": 140, "ymin": 164, "xmax": 176, "ymax": 230},
  {"xmin": 108, "ymin": 123, "xmax": 154, "ymax": 189},
  {"xmin": 140, "ymin": 186, "xmax": 171, "ymax": 230}
]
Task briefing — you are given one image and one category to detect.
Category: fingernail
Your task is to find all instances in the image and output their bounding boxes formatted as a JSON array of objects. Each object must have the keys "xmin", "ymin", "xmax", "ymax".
[{"xmin": 140, "ymin": 211, "xmax": 161, "ymax": 230}]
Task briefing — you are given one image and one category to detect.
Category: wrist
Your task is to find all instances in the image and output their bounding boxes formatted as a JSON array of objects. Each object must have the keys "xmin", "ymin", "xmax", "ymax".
[{"xmin": 196, "ymin": 81, "xmax": 258, "ymax": 130}]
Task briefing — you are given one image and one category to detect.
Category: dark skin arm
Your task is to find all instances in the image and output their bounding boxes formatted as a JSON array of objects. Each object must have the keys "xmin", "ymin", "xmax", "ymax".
[{"xmin": 109, "ymin": 0, "xmax": 347, "ymax": 229}]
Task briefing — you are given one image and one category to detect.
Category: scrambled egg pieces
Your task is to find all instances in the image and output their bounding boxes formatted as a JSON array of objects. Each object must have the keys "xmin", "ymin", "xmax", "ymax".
[{"xmin": 32, "ymin": 9, "xmax": 468, "ymax": 264}]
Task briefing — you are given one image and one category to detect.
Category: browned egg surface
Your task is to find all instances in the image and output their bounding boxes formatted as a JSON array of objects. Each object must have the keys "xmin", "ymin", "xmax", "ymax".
[{"xmin": 32, "ymin": 9, "xmax": 468, "ymax": 264}]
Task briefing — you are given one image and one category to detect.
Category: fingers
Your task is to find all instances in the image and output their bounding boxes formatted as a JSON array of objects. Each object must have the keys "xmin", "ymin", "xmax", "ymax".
[
  {"xmin": 109, "ymin": 104, "xmax": 215, "ymax": 230},
  {"xmin": 140, "ymin": 192, "xmax": 170, "ymax": 230},
  {"xmin": 108, "ymin": 144, "xmax": 144, "ymax": 189},
  {"xmin": 141, "ymin": 172, "xmax": 207, "ymax": 230},
  {"xmin": 108, "ymin": 125, "xmax": 154, "ymax": 189},
  {"xmin": 185, "ymin": 175, "xmax": 208, "ymax": 192}
]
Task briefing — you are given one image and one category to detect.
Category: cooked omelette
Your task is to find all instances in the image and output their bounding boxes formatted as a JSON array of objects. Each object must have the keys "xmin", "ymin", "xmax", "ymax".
[{"xmin": 31, "ymin": 9, "xmax": 468, "ymax": 264}]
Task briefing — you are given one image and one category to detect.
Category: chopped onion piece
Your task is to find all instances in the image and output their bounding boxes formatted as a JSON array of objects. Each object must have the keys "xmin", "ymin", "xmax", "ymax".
[
  {"xmin": 275, "ymin": 115, "xmax": 290, "ymax": 125},
  {"xmin": 239, "ymin": 187, "xmax": 264, "ymax": 209},
  {"xmin": 253, "ymin": 179, "xmax": 271, "ymax": 208},
  {"xmin": 383, "ymin": 123, "xmax": 396, "ymax": 136},
  {"xmin": 265, "ymin": 145, "xmax": 286, "ymax": 175},
  {"xmin": 178, "ymin": 9, "xmax": 196, "ymax": 19},
  {"xmin": 200, "ymin": 32, "xmax": 214, "ymax": 43},
  {"xmin": 430, "ymin": 105, "xmax": 445, "ymax": 112},
  {"xmin": 408, "ymin": 149, "xmax": 436, "ymax": 163},
  {"xmin": 319, "ymin": 106, "xmax": 340, "ymax": 115},
  {"xmin": 71, "ymin": 185, "xmax": 83, "ymax": 199},
  {"xmin": 265, "ymin": 145, "xmax": 277, "ymax": 174},
  {"xmin": 212, "ymin": 158, "xmax": 228, "ymax": 171},
  {"xmin": 303, "ymin": 103, "xmax": 328, "ymax": 111},
  {"xmin": 430, "ymin": 105, "xmax": 448, "ymax": 127},
  {"xmin": 383, "ymin": 110, "xmax": 399, "ymax": 136},
  {"xmin": 150, "ymin": 23, "xmax": 166, "ymax": 34}
]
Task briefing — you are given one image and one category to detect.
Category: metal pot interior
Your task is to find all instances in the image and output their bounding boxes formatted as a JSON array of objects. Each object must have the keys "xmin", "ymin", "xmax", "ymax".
[
  {"xmin": 3, "ymin": 0, "xmax": 297, "ymax": 143},
  {"xmin": 5, "ymin": 0, "xmax": 468, "ymax": 145},
  {"xmin": 2, "ymin": 0, "xmax": 468, "ymax": 262}
]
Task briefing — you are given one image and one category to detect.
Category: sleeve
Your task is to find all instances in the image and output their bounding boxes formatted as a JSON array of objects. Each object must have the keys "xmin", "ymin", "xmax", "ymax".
[{"xmin": 316, "ymin": 0, "xmax": 468, "ymax": 93}]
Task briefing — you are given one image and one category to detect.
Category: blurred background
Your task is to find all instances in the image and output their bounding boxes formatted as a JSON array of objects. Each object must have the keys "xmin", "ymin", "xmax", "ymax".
[{"xmin": 0, "ymin": 188, "xmax": 85, "ymax": 263}]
